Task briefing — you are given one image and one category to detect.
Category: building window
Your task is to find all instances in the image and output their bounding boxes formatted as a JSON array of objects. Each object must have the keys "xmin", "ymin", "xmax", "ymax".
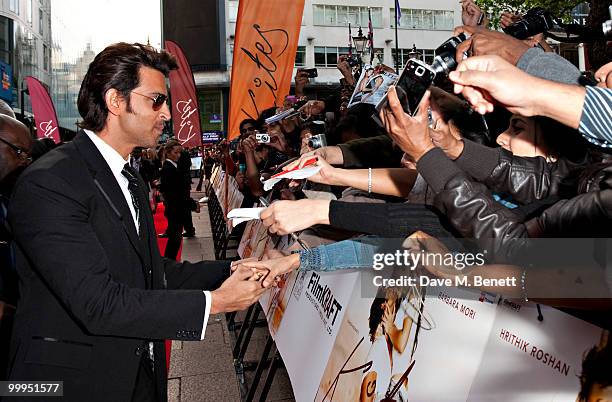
[
  {"xmin": 434, "ymin": 10, "xmax": 454, "ymax": 30},
  {"xmin": 43, "ymin": 43, "xmax": 49, "ymax": 71},
  {"xmin": 392, "ymin": 48, "xmax": 436, "ymax": 67},
  {"xmin": 0, "ymin": 16, "xmax": 12, "ymax": 65},
  {"xmin": 9, "ymin": 0, "xmax": 19, "ymax": 15},
  {"xmin": 421, "ymin": 48, "xmax": 435, "ymax": 64},
  {"xmin": 391, "ymin": 8, "xmax": 454, "ymax": 30},
  {"xmin": 366, "ymin": 48, "xmax": 384, "ymax": 65},
  {"xmin": 295, "ymin": 46, "xmax": 305, "ymax": 67},
  {"xmin": 313, "ymin": 5, "xmax": 382, "ymax": 28},
  {"xmin": 228, "ymin": 0, "xmax": 238, "ymax": 23},
  {"xmin": 314, "ymin": 46, "xmax": 350, "ymax": 67},
  {"xmin": 198, "ymin": 90, "xmax": 223, "ymax": 131},
  {"xmin": 39, "ymin": 8, "xmax": 43, "ymax": 35},
  {"xmin": 27, "ymin": 0, "xmax": 33, "ymax": 25}
]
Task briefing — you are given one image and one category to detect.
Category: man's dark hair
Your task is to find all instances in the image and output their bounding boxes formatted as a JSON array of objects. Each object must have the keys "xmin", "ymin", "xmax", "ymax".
[
  {"xmin": 239, "ymin": 118, "xmax": 258, "ymax": 132},
  {"xmin": 77, "ymin": 42, "xmax": 178, "ymax": 132},
  {"xmin": 256, "ymin": 106, "xmax": 278, "ymax": 128},
  {"xmin": 164, "ymin": 140, "xmax": 182, "ymax": 152}
]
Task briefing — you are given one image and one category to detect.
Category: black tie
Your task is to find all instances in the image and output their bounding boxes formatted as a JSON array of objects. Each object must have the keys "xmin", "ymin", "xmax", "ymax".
[{"xmin": 121, "ymin": 164, "xmax": 144, "ymax": 237}]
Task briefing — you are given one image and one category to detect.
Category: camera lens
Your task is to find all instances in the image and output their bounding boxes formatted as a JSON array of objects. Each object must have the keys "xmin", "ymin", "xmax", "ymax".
[{"xmin": 430, "ymin": 32, "xmax": 468, "ymax": 75}]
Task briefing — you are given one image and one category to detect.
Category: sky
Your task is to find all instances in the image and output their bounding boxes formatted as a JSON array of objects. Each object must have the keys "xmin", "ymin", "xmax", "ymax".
[{"xmin": 51, "ymin": 0, "xmax": 162, "ymax": 62}]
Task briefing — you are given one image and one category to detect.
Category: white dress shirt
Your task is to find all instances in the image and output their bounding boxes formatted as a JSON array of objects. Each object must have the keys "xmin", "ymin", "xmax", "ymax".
[{"xmin": 85, "ymin": 130, "xmax": 211, "ymax": 341}]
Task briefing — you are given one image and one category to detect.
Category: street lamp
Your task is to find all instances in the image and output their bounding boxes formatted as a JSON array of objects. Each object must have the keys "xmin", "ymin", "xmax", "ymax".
[
  {"xmin": 352, "ymin": 26, "xmax": 368, "ymax": 55},
  {"xmin": 408, "ymin": 44, "xmax": 420, "ymax": 60}
]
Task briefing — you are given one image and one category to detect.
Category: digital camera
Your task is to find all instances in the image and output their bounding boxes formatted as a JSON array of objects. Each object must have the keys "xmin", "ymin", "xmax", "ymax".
[
  {"xmin": 347, "ymin": 54, "xmax": 360, "ymax": 67},
  {"xmin": 503, "ymin": 8, "xmax": 555, "ymax": 40},
  {"xmin": 256, "ymin": 133, "xmax": 271, "ymax": 144},
  {"xmin": 308, "ymin": 134, "xmax": 327, "ymax": 149}
]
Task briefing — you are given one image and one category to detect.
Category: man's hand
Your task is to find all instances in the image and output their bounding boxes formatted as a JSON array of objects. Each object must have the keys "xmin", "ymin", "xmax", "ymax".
[
  {"xmin": 218, "ymin": 139, "xmax": 230, "ymax": 156},
  {"xmin": 298, "ymin": 100, "xmax": 326, "ymax": 119},
  {"xmin": 428, "ymin": 118, "xmax": 464, "ymax": 160},
  {"xmin": 235, "ymin": 253, "xmax": 301, "ymax": 288},
  {"xmin": 241, "ymin": 135, "xmax": 258, "ymax": 154},
  {"xmin": 260, "ymin": 199, "xmax": 331, "ymax": 235},
  {"xmin": 454, "ymin": 25, "xmax": 529, "ymax": 66},
  {"xmin": 499, "ymin": 12, "xmax": 520, "ymax": 29},
  {"xmin": 380, "ymin": 86, "xmax": 435, "ymax": 162},
  {"xmin": 294, "ymin": 69, "xmax": 310, "ymax": 97},
  {"xmin": 210, "ymin": 266, "xmax": 266, "ymax": 314},
  {"xmin": 267, "ymin": 129, "xmax": 288, "ymax": 153},
  {"xmin": 448, "ymin": 55, "xmax": 540, "ymax": 116},
  {"xmin": 337, "ymin": 56, "xmax": 356, "ymax": 85},
  {"xmin": 461, "ymin": 0, "xmax": 486, "ymax": 27}
]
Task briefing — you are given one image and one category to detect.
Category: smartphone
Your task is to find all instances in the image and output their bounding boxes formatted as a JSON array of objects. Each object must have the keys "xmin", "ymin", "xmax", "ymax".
[
  {"xmin": 302, "ymin": 68, "xmax": 318, "ymax": 78},
  {"xmin": 376, "ymin": 59, "xmax": 436, "ymax": 117}
]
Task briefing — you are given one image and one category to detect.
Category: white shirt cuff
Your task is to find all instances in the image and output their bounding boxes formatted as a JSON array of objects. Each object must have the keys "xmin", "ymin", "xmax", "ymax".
[{"xmin": 201, "ymin": 290, "xmax": 212, "ymax": 340}]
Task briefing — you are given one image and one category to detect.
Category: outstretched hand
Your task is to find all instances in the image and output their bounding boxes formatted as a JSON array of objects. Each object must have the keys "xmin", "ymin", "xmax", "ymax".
[
  {"xmin": 449, "ymin": 55, "xmax": 541, "ymax": 116},
  {"xmin": 233, "ymin": 253, "xmax": 301, "ymax": 288},
  {"xmin": 380, "ymin": 86, "xmax": 435, "ymax": 162}
]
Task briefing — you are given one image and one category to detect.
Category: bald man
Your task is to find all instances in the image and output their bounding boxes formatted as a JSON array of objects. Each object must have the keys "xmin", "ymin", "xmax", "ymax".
[
  {"xmin": 0, "ymin": 114, "xmax": 32, "ymax": 380},
  {"xmin": 0, "ymin": 99, "xmax": 16, "ymax": 120}
]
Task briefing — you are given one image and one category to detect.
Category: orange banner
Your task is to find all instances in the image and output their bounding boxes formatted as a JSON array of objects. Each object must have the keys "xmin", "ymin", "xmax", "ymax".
[{"xmin": 228, "ymin": 0, "xmax": 305, "ymax": 140}]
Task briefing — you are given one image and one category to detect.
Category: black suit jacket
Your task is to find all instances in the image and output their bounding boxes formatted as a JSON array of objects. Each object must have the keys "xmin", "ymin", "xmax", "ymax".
[
  {"xmin": 138, "ymin": 158, "xmax": 158, "ymax": 191},
  {"xmin": 160, "ymin": 160, "xmax": 193, "ymax": 220},
  {"xmin": 7, "ymin": 131, "xmax": 229, "ymax": 402}
]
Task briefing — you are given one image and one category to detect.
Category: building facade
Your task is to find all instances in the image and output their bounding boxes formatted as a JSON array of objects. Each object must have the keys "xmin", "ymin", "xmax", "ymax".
[
  {"xmin": 186, "ymin": 0, "xmax": 462, "ymax": 137},
  {"xmin": 0, "ymin": 0, "xmax": 52, "ymax": 117}
]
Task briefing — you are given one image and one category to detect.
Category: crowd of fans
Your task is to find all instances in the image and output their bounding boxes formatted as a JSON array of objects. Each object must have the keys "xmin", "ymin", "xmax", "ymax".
[
  {"xmin": 0, "ymin": 3, "xmax": 610, "ymax": 397},
  {"xmin": 211, "ymin": 4, "xmax": 612, "ymax": 336}
]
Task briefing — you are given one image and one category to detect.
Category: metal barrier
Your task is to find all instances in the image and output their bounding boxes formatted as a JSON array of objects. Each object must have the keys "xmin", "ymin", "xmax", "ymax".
[{"xmin": 206, "ymin": 166, "xmax": 283, "ymax": 401}]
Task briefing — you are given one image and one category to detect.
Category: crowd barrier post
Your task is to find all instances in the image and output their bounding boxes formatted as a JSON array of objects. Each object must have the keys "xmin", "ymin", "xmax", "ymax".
[{"xmin": 245, "ymin": 335, "xmax": 275, "ymax": 402}]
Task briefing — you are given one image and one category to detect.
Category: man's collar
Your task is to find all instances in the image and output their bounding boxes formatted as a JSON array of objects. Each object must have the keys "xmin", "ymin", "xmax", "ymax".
[
  {"xmin": 166, "ymin": 159, "xmax": 178, "ymax": 168},
  {"xmin": 84, "ymin": 129, "xmax": 129, "ymax": 175}
]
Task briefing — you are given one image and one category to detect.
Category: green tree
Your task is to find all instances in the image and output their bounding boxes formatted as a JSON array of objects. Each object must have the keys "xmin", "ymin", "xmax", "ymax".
[
  {"xmin": 475, "ymin": 0, "xmax": 582, "ymax": 28},
  {"xmin": 476, "ymin": 0, "xmax": 611, "ymax": 69}
]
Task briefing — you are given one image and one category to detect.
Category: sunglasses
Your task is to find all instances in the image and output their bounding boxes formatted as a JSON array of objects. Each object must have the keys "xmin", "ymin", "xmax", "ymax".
[
  {"xmin": 0, "ymin": 137, "xmax": 31, "ymax": 162},
  {"xmin": 131, "ymin": 91, "xmax": 168, "ymax": 111}
]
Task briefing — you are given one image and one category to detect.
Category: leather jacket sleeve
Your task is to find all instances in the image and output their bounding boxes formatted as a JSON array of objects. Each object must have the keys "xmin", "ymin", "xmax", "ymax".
[
  {"xmin": 432, "ymin": 171, "xmax": 531, "ymax": 261},
  {"xmin": 417, "ymin": 148, "xmax": 530, "ymax": 260},
  {"xmin": 525, "ymin": 167, "xmax": 612, "ymax": 237},
  {"xmin": 455, "ymin": 139, "xmax": 578, "ymax": 204},
  {"xmin": 417, "ymin": 149, "xmax": 612, "ymax": 262}
]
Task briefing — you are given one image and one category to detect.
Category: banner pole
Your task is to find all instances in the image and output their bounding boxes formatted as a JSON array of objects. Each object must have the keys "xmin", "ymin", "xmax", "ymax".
[{"xmin": 394, "ymin": 13, "xmax": 399, "ymax": 73}]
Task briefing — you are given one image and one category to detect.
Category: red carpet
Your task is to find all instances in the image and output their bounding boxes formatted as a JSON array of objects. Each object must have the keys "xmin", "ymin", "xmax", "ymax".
[{"xmin": 152, "ymin": 203, "xmax": 182, "ymax": 375}]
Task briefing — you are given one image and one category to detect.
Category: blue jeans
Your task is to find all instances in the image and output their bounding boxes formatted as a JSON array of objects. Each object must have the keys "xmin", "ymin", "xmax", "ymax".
[{"xmin": 298, "ymin": 236, "xmax": 388, "ymax": 272}]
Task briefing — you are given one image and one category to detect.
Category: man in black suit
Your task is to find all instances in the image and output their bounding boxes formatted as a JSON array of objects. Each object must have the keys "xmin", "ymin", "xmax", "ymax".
[
  {"xmin": 0, "ymin": 113, "xmax": 32, "ymax": 380},
  {"xmin": 6, "ymin": 43, "xmax": 264, "ymax": 402},
  {"xmin": 159, "ymin": 141, "xmax": 197, "ymax": 260},
  {"xmin": 177, "ymin": 148, "xmax": 196, "ymax": 237}
]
